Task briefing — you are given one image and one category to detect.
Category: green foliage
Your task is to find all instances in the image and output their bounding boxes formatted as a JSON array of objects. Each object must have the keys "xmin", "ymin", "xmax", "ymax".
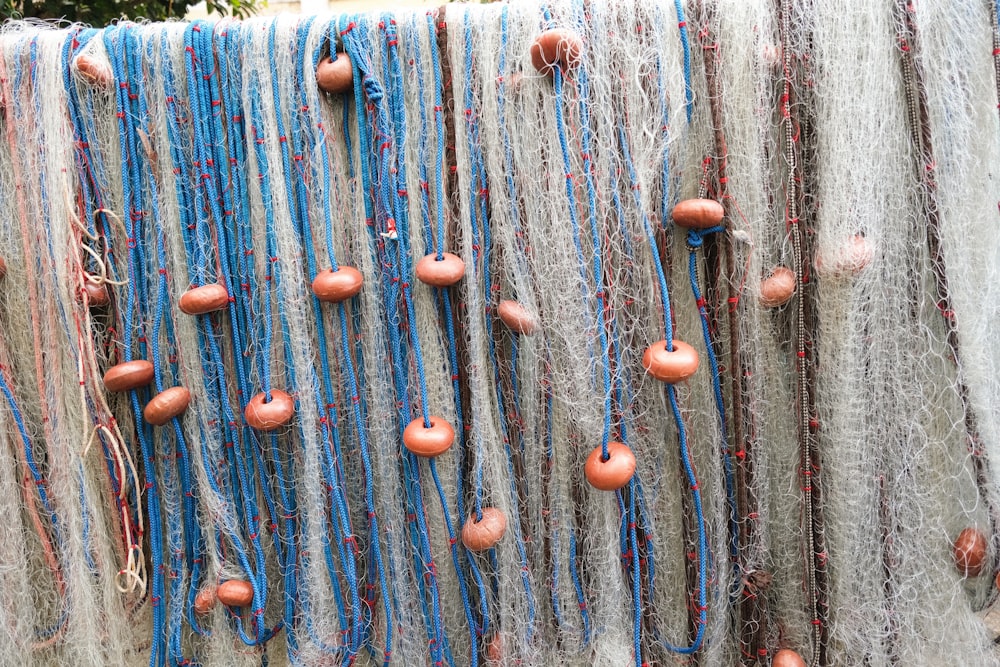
[{"xmin": 1, "ymin": 0, "xmax": 261, "ymax": 27}]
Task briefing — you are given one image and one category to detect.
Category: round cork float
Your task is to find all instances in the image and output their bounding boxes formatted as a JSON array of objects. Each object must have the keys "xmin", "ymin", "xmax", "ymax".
[
  {"xmin": 179, "ymin": 284, "xmax": 229, "ymax": 316},
  {"xmin": 317, "ymin": 53, "xmax": 354, "ymax": 95},
  {"xmin": 642, "ymin": 339, "xmax": 699, "ymax": 384},
  {"xmin": 497, "ymin": 300, "xmax": 539, "ymax": 335},
  {"xmin": 402, "ymin": 416, "xmax": 455, "ymax": 458},
  {"xmin": 814, "ymin": 235, "xmax": 873, "ymax": 279},
  {"xmin": 530, "ymin": 28, "xmax": 583, "ymax": 76},
  {"xmin": 461, "ymin": 507, "xmax": 507, "ymax": 551},
  {"xmin": 671, "ymin": 198, "xmax": 725, "ymax": 230},
  {"xmin": 82, "ymin": 279, "xmax": 110, "ymax": 306},
  {"xmin": 245, "ymin": 390, "xmax": 295, "ymax": 431},
  {"xmin": 103, "ymin": 360, "xmax": 155, "ymax": 393},
  {"xmin": 73, "ymin": 54, "xmax": 113, "ymax": 87},
  {"xmin": 216, "ymin": 580, "xmax": 254, "ymax": 607},
  {"xmin": 414, "ymin": 253, "xmax": 465, "ymax": 287},
  {"xmin": 312, "ymin": 266, "xmax": 364, "ymax": 303},
  {"xmin": 584, "ymin": 441, "xmax": 636, "ymax": 491},
  {"xmin": 143, "ymin": 386, "xmax": 191, "ymax": 426},
  {"xmin": 193, "ymin": 586, "xmax": 218, "ymax": 615},
  {"xmin": 954, "ymin": 527, "xmax": 988, "ymax": 577},
  {"xmin": 760, "ymin": 267, "xmax": 796, "ymax": 308}
]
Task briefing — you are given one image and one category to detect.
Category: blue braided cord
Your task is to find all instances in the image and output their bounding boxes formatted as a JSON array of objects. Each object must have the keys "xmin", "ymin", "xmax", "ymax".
[
  {"xmin": 308, "ymin": 18, "xmax": 399, "ymax": 658},
  {"xmin": 567, "ymin": 530, "xmax": 591, "ymax": 643},
  {"xmin": 536, "ymin": 7, "xmax": 594, "ymax": 641},
  {"xmin": 412, "ymin": 15, "xmax": 484, "ymax": 657},
  {"xmin": 628, "ymin": 482, "xmax": 643, "ymax": 665},
  {"xmin": 686, "ymin": 228, "xmax": 739, "ymax": 569},
  {"xmin": 341, "ymin": 15, "xmax": 449, "ymax": 662},
  {"xmin": 160, "ymin": 37, "xmax": 199, "ymax": 279},
  {"xmin": 213, "ymin": 26, "xmax": 281, "ymax": 595},
  {"xmin": 382, "ymin": 16, "xmax": 454, "ymax": 660},
  {"xmin": 160, "ymin": 33, "xmax": 243, "ymax": 588},
  {"xmin": 300, "ymin": 23, "xmax": 378, "ymax": 654},
  {"xmin": 615, "ymin": 123, "xmax": 674, "ymax": 347},
  {"xmin": 429, "ymin": 460, "xmax": 480, "ymax": 667},
  {"xmin": 318, "ymin": 49, "xmax": 346, "ymax": 268},
  {"xmin": 550, "ymin": 82, "xmax": 591, "ymax": 292},
  {"xmin": 253, "ymin": 26, "xmax": 363, "ymax": 660},
  {"xmin": 140, "ymin": 31, "xmax": 203, "ymax": 660},
  {"xmin": 340, "ymin": 301, "xmax": 396, "ymax": 663},
  {"xmin": 341, "ymin": 22, "xmax": 375, "ymax": 227},
  {"xmin": 632, "ymin": 479, "xmax": 656, "ymax": 593},
  {"xmin": 185, "ymin": 26, "xmax": 268, "ymax": 641},
  {"xmin": 105, "ymin": 29, "xmax": 150, "ymax": 326},
  {"xmin": 217, "ymin": 25, "xmax": 294, "ymax": 625},
  {"xmin": 509, "ymin": 337, "xmax": 524, "ymax": 455},
  {"xmin": 218, "ymin": 24, "xmax": 261, "ymax": 371},
  {"xmin": 149, "ymin": 30, "xmax": 209, "ymax": 659},
  {"xmin": 381, "ymin": 18, "xmax": 436, "ymax": 430},
  {"xmin": 601, "ymin": 225, "xmax": 646, "ymax": 665},
  {"xmin": 135, "ymin": 28, "xmax": 200, "ymax": 564},
  {"xmin": 164, "ymin": 40, "xmax": 234, "ymax": 625},
  {"xmin": 211, "ymin": 30, "xmax": 276, "ymax": 563},
  {"xmin": 497, "ymin": 6, "xmax": 530, "ymax": 269},
  {"xmin": 651, "ymin": 4, "xmax": 674, "ymax": 233},
  {"xmin": 211, "ymin": 36, "xmax": 270, "ymax": 588},
  {"xmin": 419, "ymin": 11, "xmax": 473, "ymax": 527},
  {"xmin": 277, "ymin": 18, "xmax": 365, "ymax": 655},
  {"xmin": 183, "ymin": 23, "xmax": 279, "ymax": 645},
  {"xmin": 568, "ymin": 53, "xmax": 614, "ymax": 459},
  {"xmin": 296, "ymin": 548, "xmax": 351, "ymax": 661},
  {"xmin": 554, "ymin": 22, "xmax": 643, "ymax": 653},
  {"xmin": 181, "ymin": 25, "xmax": 213, "ymax": 286},
  {"xmin": 656, "ymin": 385, "xmax": 709, "ymax": 654},
  {"xmin": 605, "ymin": 137, "xmax": 668, "ymax": 636},
  {"xmin": 673, "ymin": 0, "xmax": 693, "ymax": 124},
  {"xmin": 441, "ymin": 284, "xmax": 491, "ymax": 642},
  {"xmin": 413, "ymin": 17, "xmax": 434, "ymax": 255},
  {"xmin": 335, "ymin": 18, "xmax": 409, "ymax": 663},
  {"xmin": 104, "ymin": 26, "xmax": 167, "ymax": 665},
  {"xmin": 427, "ymin": 13, "xmax": 447, "ymax": 260},
  {"xmin": 608, "ymin": 58, "xmax": 709, "ymax": 655},
  {"xmin": 192, "ymin": 26, "xmax": 277, "ymax": 644},
  {"xmin": 162, "ymin": 432, "xmax": 185, "ymax": 667},
  {"xmin": 547, "ymin": 37, "xmax": 610, "ymax": 460}
]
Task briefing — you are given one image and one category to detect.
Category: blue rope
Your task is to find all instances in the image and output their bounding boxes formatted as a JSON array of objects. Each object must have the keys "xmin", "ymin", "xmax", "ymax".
[
  {"xmin": 415, "ymin": 14, "xmax": 484, "ymax": 659},
  {"xmin": 602, "ymin": 8, "xmax": 709, "ymax": 654},
  {"xmin": 340, "ymin": 15, "xmax": 451, "ymax": 662},
  {"xmin": 140, "ymin": 30, "xmax": 201, "ymax": 660},
  {"xmin": 673, "ymin": 0, "xmax": 693, "ymax": 124},
  {"xmin": 278, "ymin": 18, "xmax": 365, "ymax": 656},
  {"xmin": 104, "ymin": 26, "xmax": 167, "ymax": 665},
  {"xmin": 183, "ymin": 21, "xmax": 281, "ymax": 646},
  {"xmin": 686, "ymin": 227, "xmax": 739, "ymax": 570}
]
